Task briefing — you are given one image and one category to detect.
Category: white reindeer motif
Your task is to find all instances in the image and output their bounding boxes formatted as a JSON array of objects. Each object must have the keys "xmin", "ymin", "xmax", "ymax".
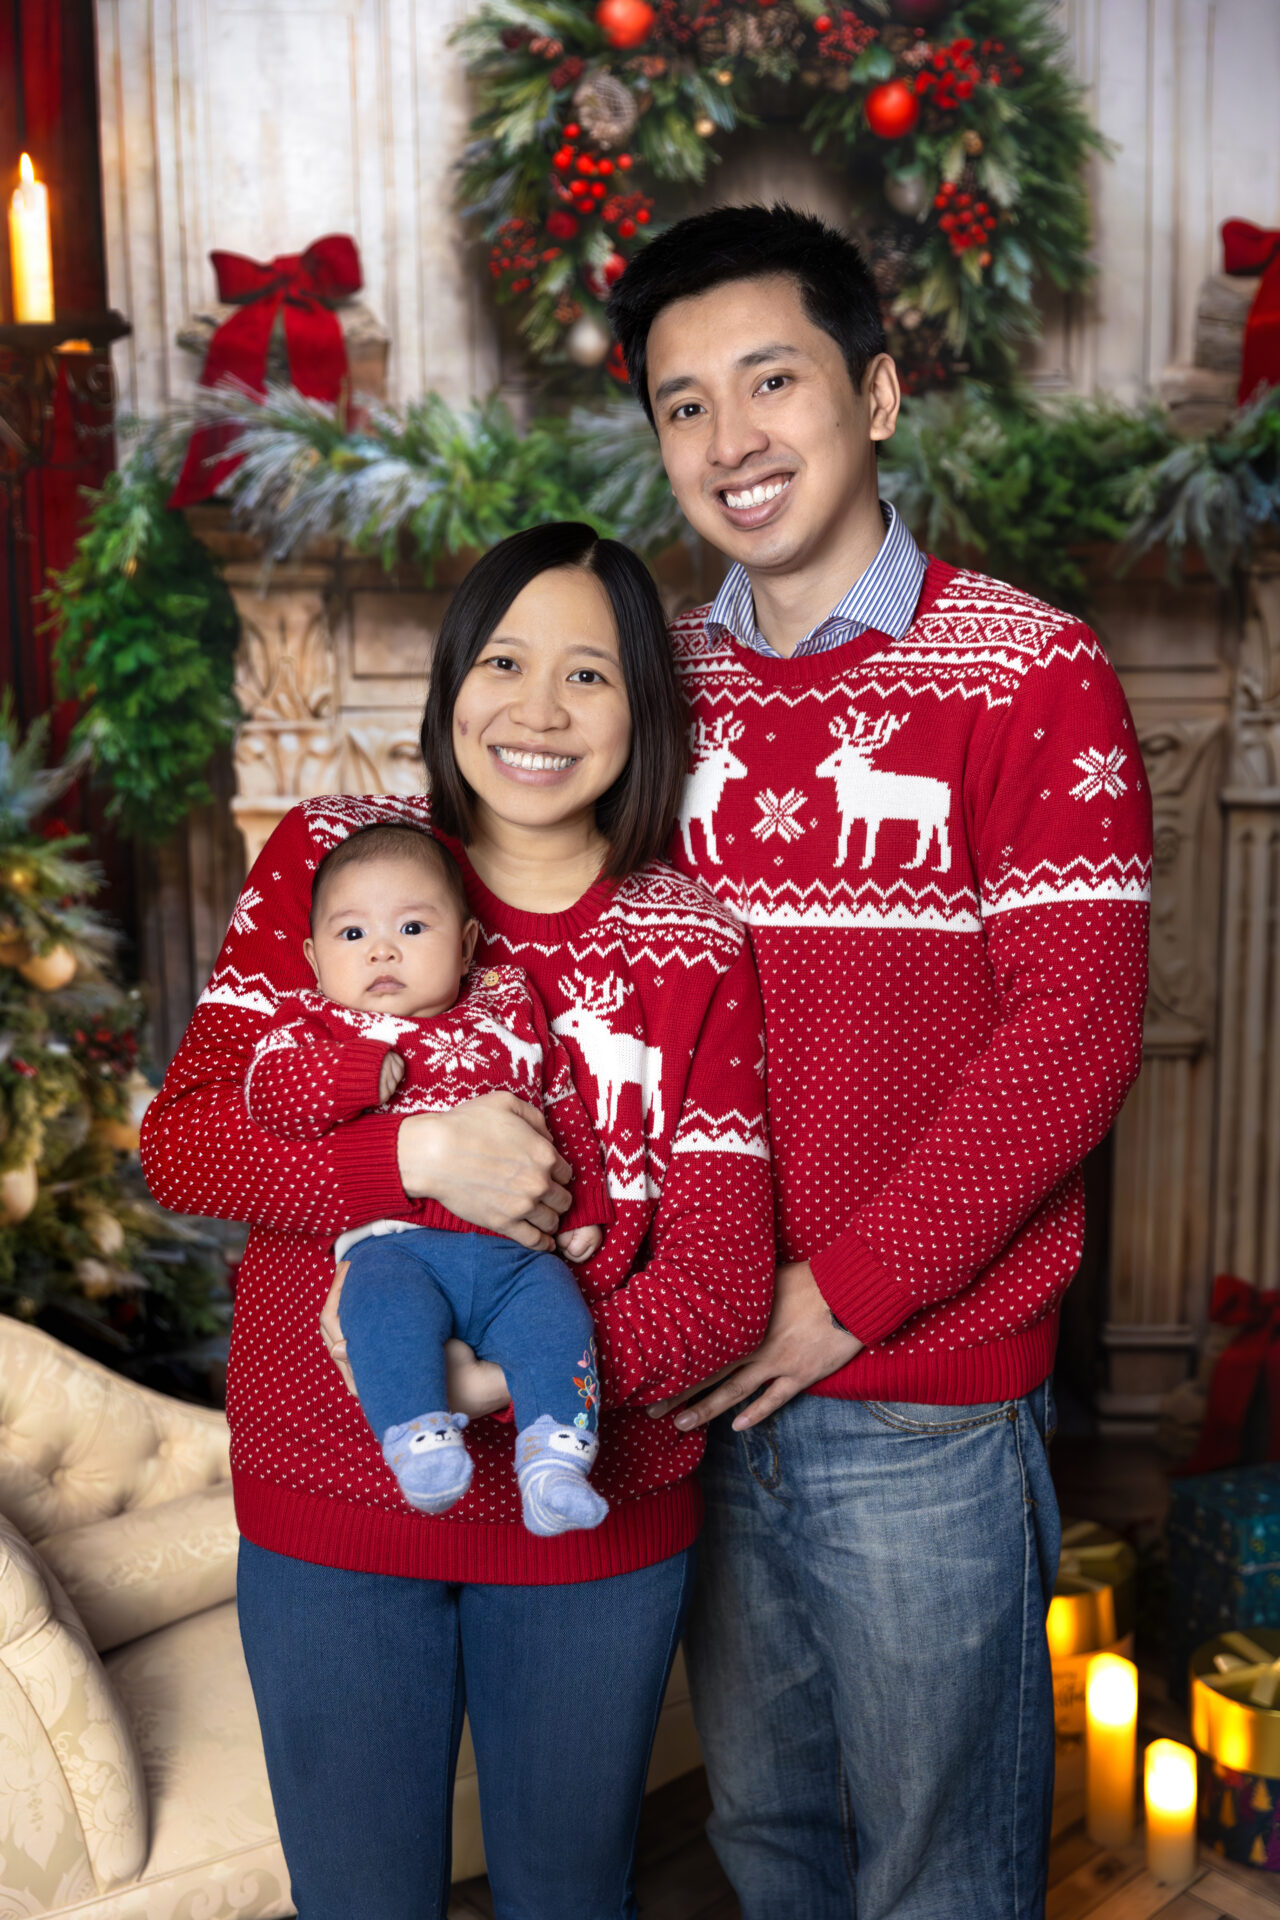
[
  {"xmin": 816, "ymin": 711, "xmax": 952, "ymax": 872},
  {"xmin": 473, "ymin": 1014, "xmax": 542, "ymax": 1092},
  {"xmin": 552, "ymin": 973, "xmax": 665, "ymax": 1138},
  {"xmin": 678, "ymin": 717, "xmax": 747, "ymax": 866}
]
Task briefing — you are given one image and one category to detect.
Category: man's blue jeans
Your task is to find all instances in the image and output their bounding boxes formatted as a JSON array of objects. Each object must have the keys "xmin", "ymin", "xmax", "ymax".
[
  {"xmin": 685, "ymin": 1384, "xmax": 1059, "ymax": 1920},
  {"xmin": 237, "ymin": 1539, "xmax": 695, "ymax": 1920}
]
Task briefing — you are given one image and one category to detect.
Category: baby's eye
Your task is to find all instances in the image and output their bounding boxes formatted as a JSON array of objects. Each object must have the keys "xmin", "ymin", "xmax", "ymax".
[
  {"xmin": 400, "ymin": 921, "xmax": 424, "ymax": 937},
  {"xmin": 340, "ymin": 926, "xmax": 364, "ymax": 942}
]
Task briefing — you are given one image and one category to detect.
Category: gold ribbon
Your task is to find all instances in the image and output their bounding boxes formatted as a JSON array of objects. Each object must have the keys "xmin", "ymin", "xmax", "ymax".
[
  {"xmin": 1047, "ymin": 1520, "xmax": 1137, "ymax": 1658},
  {"xmin": 1192, "ymin": 1629, "xmax": 1280, "ymax": 1777}
]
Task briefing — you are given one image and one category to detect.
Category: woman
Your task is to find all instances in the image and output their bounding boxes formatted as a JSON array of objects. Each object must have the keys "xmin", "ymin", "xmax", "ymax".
[{"xmin": 140, "ymin": 522, "xmax": 775, "ymax": 1920}]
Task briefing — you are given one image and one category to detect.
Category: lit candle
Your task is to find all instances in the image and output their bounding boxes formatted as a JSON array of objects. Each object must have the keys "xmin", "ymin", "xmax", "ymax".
[
  {"xmin": 1144, "ymin": 1739, "xmax": 1197, "ymax": 1884},
  {"xmin": 1086, "ymin": 1652, "xmax": 1138, "ymax": 1847},
  {"xmin": 9, "ymin": 153, "xmax": 53, "ymax": 324}
]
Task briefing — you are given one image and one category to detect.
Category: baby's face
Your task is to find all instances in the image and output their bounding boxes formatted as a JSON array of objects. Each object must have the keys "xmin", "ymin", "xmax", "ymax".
[{"xmin": 303, "ymin": 855, "xmax": 478, "ymax": 1020}]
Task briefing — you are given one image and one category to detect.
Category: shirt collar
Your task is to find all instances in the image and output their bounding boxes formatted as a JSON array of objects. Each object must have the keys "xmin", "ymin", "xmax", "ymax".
[{"xmin": 705, "ymin": 501, "xmax": 926, "ymax": 660}]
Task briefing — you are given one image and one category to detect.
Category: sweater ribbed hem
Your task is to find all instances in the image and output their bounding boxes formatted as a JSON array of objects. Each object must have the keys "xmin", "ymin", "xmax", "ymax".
[
  {"xmin": 807, "ymin": 1308, "xmax": 1060, "ymax": 1406},
  {"xmin": 333, "ymin": 1036, "xmax": 393, "ymax": 1118},
  {"xmin": 334, "ymin": 1110, "xmax": 414, "ymax": 1226},
  {"xmin": 810, "ymin": 1230, "xmax": 916, "ymax": 1347},
  {"xmin": 561, "ymin": 1175, "xmax": 615, "ymax": 1233},
  {"xmin": 232, "ymin": 1471, "xmax": 702, "ymax": 1584}
]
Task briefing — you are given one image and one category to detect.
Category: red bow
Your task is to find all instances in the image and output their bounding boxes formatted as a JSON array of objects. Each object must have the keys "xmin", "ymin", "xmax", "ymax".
[
  {"xmin": 1222, "ymin": 219, "xmax": 1280, "ymax": 408},
  {"xmin": 169, "ymin": 234, "xmax": 362, "ymax": 509},
  {"xmin": 1178, "ymin": 1273, "xmax": 1280, "ymax": 1475}
]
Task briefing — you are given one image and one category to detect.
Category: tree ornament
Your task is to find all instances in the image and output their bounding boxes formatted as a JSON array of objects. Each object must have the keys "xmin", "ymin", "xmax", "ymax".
[
  {"xmin": 17, "ymin": 944, "xmax": 78, "ymax": 992},
  {"xmin": 695, "ymin": 114, "xmax": 716, "ymax": 137},
  {"xmin": 963, "ymin": 129, "xmax": 984, "ymax": 156},
  {"xmin": 865, "ymin": 79, "xmax": 920, "ymax": 138},
  {"xmin": 885, "ymin": 172, "xmax": 929, "ymax": 218},
  {"xmin": 2, "ymin": 859, "xmax": 39, "ymax": 894},
  {"xmin": 0, "ymin": 1163, "xmax": 38, "ymax": 1227},
  {"xmin": 0, "ymin": 925, "xmax": 30, "ymax": 967},
  {"xmin": 573, "ymin": 70, "xmax": 639, "ymax": 146},
  {"xmin": 566, "ymin": 314, "xmax": 612, "ymax": 365},
  {"xmin": 81, "ymin": 1202, "xmax": 127, "ymax": 1257},
  {"xmin": 595, "ymin": 0, "xmax": 655, "ymax": 49}
]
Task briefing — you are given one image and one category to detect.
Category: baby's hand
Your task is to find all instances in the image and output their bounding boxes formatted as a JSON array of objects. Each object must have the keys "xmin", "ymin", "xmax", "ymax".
[
  {"xmin": 557, "ymin": 1224, "xmax": 603, "ymax": 1264},
  {"xmin": 378, "ymin": 1050, "xmax": 406, "ymax": 1105}
]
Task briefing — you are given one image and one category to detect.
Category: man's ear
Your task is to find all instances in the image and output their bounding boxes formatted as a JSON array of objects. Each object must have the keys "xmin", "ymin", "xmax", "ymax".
[
  {"xmin": 302, "ymin": 936, "xmax": 322, "ymax": 985},
  {"xmin": 864, "ymin": 352, "xmax": 903, "ymax": 446},
  {"xmin": 460, "ymin": 917, "xmax": 480, "ymax": 972}
]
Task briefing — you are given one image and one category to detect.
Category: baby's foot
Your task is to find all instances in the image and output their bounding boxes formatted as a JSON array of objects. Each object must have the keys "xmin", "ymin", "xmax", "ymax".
[
  {"xmin": 382, "ymin": 1411, "xmax": 472, "ymax": 1514},
  {"xmin": 516, "ymin": 1414, "xmax": 609, "ymax": 1537}
]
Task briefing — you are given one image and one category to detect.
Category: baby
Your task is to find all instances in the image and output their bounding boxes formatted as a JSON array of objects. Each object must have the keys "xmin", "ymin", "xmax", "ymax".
[{"xmin": 244, "ymin": 822, "xmax": 612, "ymax": 1537}]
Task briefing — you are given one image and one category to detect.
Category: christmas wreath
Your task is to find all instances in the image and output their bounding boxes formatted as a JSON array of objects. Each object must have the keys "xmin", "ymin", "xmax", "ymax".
[{"xmin": 455, "ymin": 0, "xmax": 1104, "ymax": 389}]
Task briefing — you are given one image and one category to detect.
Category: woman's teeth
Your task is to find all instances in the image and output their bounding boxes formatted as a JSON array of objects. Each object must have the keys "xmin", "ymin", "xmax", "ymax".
[
  {"xmin": 724, "ymin": 477, "xmax": 790, "ymax": 510},
  {"xmin": 492, "ymin": 746, "xmax": 577, "ymax": 772}
]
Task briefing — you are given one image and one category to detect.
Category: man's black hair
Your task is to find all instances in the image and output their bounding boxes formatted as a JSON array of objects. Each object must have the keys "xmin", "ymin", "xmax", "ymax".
[{"xmin": 606, "ymin": 202, "xmax": 887, "ymax": 425}]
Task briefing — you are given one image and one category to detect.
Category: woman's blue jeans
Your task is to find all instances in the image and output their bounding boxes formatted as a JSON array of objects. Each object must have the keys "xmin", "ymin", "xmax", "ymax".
[
  {"xmin": 236, "ymin": 1539, "xmax": 695, "ymax": 1920},
  {"xmin": 685, "ymin": 1384, "xmax": 1060, "ymax": 1920}
]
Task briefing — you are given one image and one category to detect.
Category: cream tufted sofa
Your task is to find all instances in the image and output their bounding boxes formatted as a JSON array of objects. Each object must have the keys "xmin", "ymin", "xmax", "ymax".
[{"xmin": 0, "ymin": 1318, "xmax": 702, "ymax": 1918}]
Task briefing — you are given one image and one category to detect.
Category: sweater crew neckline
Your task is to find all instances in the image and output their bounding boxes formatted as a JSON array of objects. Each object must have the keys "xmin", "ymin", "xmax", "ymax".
[
  {"xmin": 453, "ymin": 846, "xmax": 617, "ymax": 945},
  {"xmin": 712, "ymin": 552, "xmax": 953, "ymax": 683}
]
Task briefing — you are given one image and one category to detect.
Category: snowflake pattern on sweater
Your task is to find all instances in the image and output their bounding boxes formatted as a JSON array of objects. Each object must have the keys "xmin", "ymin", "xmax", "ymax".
[
  {"xmin": 667, "ymin": 556, "xmax": 1153, "ymax": 1405},
  {"xmin": 140, "ymin": 796, "xmax": 775, "ymax": 1584},
  {"xmin": 244, "ymin": 967, "xmax": 613, "ymax": 1233}
]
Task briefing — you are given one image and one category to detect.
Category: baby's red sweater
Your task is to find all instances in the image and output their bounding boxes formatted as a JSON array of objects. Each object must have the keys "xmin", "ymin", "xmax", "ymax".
[
  {"xmin": 141, "ymin": 802, "xmax": 775, "ymax": 1584},
  {"xmin": 668, "ymin": 556, "xmax": 1153, "ymax": 1404},
  {"xmin": 245, "ymin": 966, "xmax": 613, "ymax": 1232}
]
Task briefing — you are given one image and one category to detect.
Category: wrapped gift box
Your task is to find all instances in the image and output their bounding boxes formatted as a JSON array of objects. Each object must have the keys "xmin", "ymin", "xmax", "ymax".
[
  {"xmin": 1192, "ymin": 1627, "xmax": 1280, "ymax": 1869},
  {"xmin": 1049, "ymin": 1520, "xmax": 1136, "ymax": 1798},
  {"xmin": 1167, "ymin": 1465, "xmax": 1280, "ymax": 1700}
]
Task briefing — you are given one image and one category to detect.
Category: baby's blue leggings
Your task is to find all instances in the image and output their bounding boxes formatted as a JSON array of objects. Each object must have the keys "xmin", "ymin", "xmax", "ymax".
[{"xmin": 339, "ymin": 1226, "xmax": 598, "ymax": 1440}]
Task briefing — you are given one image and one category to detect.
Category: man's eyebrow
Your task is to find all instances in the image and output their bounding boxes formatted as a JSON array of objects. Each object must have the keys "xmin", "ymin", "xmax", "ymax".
[{"xmin": 653, "ymin": 343, "xmax": 809, "ymax": 406}]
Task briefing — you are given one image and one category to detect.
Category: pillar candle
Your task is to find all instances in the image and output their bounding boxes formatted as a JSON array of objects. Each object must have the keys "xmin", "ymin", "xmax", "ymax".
[
  {"xmin": 1086, "ymin": 1652, "xmax": 1138, "ymax": 1847},
  {"xmin": 1144, "ymin": 1739, "xmax": 1197, "ymax": 1884},
  {"xmin": 10, "ymin": 154, "xmax": 53, "ymax": 324}
]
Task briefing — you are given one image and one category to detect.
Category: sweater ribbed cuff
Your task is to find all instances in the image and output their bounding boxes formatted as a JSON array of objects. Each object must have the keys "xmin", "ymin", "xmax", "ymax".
[
  {"xmin": 332, "ymin": 1037, "xmax": 394, "ymax": 1121},
  {"xmin": 335, "ymin": 1112, "xmax": 412, "ymax": 1227},
  {"xmin": 560, "ymin": 1176, "xmax": 615, "ymax": 1233},
  {"xmin": 810, "ymin": 1230, "xmax": 918, "ymax": 1349}
]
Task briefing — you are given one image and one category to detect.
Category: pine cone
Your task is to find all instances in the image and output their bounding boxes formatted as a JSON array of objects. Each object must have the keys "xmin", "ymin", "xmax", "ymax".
[{"xmin": 572, "ymin": 70, "xmax": 640, "ymax": 148}]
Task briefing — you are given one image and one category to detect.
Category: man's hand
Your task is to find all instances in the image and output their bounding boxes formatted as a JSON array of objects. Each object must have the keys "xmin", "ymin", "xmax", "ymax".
[
  {"xmin": 647, "ymin": 1261, "xmax": 863, "ymax": 1433},
  {"xmin": 320, "ymin": 1261, "xmax": 358, "ymax": 1398},
  {"xmin": 378, "ymin": 1050, "xmax": 406, "ymax": 1106},
  {"xmin": 395, "ymin": 1092, "xmax": 573, "ymax": 1250}
]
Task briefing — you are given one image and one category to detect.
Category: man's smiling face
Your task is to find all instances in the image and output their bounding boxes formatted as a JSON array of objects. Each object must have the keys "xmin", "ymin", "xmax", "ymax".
[{"xmin": 646, "ymin": 272, "xmax": 894, "ymax": 580}]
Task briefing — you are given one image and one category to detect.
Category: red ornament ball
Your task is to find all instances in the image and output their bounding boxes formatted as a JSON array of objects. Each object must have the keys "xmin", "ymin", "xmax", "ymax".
[
  {"xmin": 546, "ymin": 211, "xmax": 579, "ymax": 240},
  {"xmin": 865, "ymin": 79, "xmax": 921, "ymax": 138},
  {"xmin": 595, "ymin": 0, "xmax": 655, "ymax": 49}
]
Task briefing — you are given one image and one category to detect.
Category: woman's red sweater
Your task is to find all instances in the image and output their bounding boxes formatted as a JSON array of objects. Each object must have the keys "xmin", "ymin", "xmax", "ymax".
[{"xmin": 140, "ymin": 795, "xmax": 775, "ymax": 1584}]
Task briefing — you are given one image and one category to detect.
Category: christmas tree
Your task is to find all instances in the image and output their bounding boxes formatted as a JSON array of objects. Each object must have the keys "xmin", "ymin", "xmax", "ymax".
[{"xmin": 0, "ymin": 695, "xmax": 228, "ymax": 1361}]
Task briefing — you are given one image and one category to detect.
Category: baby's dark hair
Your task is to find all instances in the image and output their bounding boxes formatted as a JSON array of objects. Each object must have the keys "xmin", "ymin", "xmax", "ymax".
[{"xmin": 309, "ymin": 824, "xmax": 470, "ymax": 930}]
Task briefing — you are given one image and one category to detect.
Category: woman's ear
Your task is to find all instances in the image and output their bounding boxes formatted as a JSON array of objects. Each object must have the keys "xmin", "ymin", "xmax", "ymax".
[
  {"xmin": 460, "ymin": 917, "xmax": 480, "ymax": 972},
  {"xmin": 302, "ymin": 936, "xmax": 322, "ymax": 985}
]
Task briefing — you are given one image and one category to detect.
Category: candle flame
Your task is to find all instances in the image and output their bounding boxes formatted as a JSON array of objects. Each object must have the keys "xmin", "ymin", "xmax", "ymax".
[
  {"xmin": 1086, "ymin": 1652, "xmax": 1137, "ymax": 1728},
  {"xmin": 18, "ymin": 153, "xmax": 34, "ymax": 186},
  {"xmin": 1144, "ymin": 1739, "xmax": 1196, "ymax": 1816}
]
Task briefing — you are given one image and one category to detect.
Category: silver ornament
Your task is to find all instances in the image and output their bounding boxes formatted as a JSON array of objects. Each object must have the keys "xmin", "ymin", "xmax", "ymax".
[
  {"xmin": 566, "ymin": 315, "xmax": 612, "ymax": 366},
  {"xmin": 885, "ymin": 173, "xmax": 929, "ymax": 220}
]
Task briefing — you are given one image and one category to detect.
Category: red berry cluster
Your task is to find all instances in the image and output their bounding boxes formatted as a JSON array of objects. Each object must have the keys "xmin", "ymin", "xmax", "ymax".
[
  {"xmin": 652, "ymin": 0, "xmax": 721, "ymax": 47},
  {"xmin": 811, "ymin": 11, "xmax": 878, "ymax": 63},
  {"xmin": 552, "ymin": 127, "xmax": 650, "ymax": 234},
  {"xmin": 933, "ymin": 179, "xmax": 996, "ymax": 259},
  {"xmin": 979, "ymin": 37, "xmax": 1024, "ymax": 84},
  {"xmin": 488, "ymin": 217, "xmax": 559, "ymax": 295},
  {"xmin": 913, "ymin": 36, "xmax": 980, "ymax": 109},
  {"xmin": 71, "ymin": 1022, "xmax": 140, "ymax": 1080}
]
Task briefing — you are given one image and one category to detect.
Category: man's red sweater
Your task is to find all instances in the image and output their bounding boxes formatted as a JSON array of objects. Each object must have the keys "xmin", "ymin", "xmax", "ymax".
[
  {"xmin": 141, "ymin": 796, "xmax": 775, "ymax": 1584},
  {"xmin": 668, "ymin": 557, "xmax": 1152, "ymax": 1404}
]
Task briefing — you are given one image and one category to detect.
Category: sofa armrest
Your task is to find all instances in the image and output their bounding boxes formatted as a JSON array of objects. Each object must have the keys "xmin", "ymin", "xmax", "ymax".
[
  {"xmin": 39, "ymin": 1483, "xmax": 239, "ymax": 1652},
  {"xmin": 0, "ymin": 1512, "xmax": 147, "ymax": 1907}
]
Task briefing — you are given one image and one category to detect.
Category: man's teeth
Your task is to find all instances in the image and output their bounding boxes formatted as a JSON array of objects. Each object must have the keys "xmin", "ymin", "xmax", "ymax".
[
  {"xmin": 493, "ymin": 746, "xmax": 577, "ymax": 772},
  {"xmin": 724, "ymin": 477, "xmax": 790, "ymax": 510}
]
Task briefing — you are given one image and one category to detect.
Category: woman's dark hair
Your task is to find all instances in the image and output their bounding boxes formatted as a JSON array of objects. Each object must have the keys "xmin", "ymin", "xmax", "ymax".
[
  {"xmin": 420, "ymin": 522, "xmax": 687, "ymax": 879},
  {"xmin": 607, "ymin": 202, "xmax": 887, "ymax": 425}
]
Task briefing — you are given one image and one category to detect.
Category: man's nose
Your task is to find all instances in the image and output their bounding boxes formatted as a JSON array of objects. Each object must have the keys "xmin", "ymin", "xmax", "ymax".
[{"xmin": 707, "ymin": 399, "xmax": 770, "ymax": 473}]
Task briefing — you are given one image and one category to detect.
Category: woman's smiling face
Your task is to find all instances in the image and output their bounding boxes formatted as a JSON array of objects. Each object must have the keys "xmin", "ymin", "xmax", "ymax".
[{"xmin": 450, "ymin": 566, "xmax": 633, "ymax": 840}]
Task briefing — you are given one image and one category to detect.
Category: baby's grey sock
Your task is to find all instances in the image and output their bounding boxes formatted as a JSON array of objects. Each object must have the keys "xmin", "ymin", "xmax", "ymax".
[
  {"xmin": 382, "ymin": 1411, "xmax": 472, "ymax": 1515},
  {"xmin": 516, "ymin": 1414, "xmax": 608, "ymax": 1537}
]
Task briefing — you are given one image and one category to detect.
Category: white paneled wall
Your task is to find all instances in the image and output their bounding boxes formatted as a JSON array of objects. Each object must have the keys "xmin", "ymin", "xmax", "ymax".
[{"xmin": 96, "ymin": 0, "xmax": 1280, "ymax": 413}]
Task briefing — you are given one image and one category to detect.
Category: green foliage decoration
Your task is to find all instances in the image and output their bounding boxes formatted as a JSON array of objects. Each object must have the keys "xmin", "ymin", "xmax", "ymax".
[
  {"xmin": 454, "ymin": 0, "xmax": 1105, "ymax": 388},
  {"xmin": 44, "ymin": 451, "xmax": 241, "ymax": 841}
]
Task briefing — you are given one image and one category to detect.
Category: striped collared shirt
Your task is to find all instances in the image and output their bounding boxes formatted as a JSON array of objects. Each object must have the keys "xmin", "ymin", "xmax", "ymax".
[{"xmin": 705, "ymin": 500, "xmax": 927, "ymax": 659}]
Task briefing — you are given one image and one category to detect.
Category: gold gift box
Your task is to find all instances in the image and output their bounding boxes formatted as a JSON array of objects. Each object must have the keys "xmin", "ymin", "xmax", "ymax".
[
  {"xmin": 1048, "ymin": 1519, "xmax": 1138, "ymax": 1659},
  {"xmin": 1192, "ymin": 1628, "xmax": 1280, "ymax": 1778}
]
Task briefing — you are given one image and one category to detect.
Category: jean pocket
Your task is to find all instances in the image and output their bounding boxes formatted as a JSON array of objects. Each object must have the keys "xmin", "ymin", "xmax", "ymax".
[{"xmin": 864, "ymin": 1398, "xmax": 1018, "ymax": 1435}]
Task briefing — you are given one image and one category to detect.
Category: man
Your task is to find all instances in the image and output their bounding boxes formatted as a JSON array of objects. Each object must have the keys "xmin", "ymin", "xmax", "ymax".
[{"xmin": 606, "ymin": 204, "xmax": 1151, "ymax": 1920}]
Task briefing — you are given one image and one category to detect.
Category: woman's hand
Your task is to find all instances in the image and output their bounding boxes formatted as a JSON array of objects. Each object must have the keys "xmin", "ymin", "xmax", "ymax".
[
  {"xmin": 445, "ymin": 1339, "xmax": 511, "ymax": 1419},
  {"xmin": 320, "ymin": 1261, "xmax": 358, "ymax": 1398},
  {"xmin": 396, "ymin": 1093, "xmax": 573, "ymax": 1250}
]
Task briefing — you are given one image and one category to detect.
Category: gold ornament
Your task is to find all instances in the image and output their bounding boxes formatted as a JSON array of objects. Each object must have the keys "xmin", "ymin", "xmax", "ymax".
[
  {"xmin": 76, "ymin": 1256, "xmax": 117, "ymax": 1300},
  {"xmin": 714, "ymin": 68, "xmax": 733, "ymax": 86},
  {"xmin": 81, "ymin": 1203, "xmax": 126, "ymax": 1257},
  {"xmin": 695, "ymin": 114, "xmax": 716, "ymax": 137},
  {"xmin": 2, "ymin": 861, "xmax": 39, "ymax": 895},
  {"xmin": 572, "ymin": 70, "xmax": 640, "ymax": 147},
  {"xmin": 0, "ymin": 1163, "xmax": 39, "ymax": 1226},
  {"xmin": 17, "ymin": 944, "xmax": 78, "ymax": 992},
  {"xmin": 963, "ymin": 129, "xmax": 984, "ymax": 156},
  {"xmin": 565, "ymin": 315, "xmax": 612, "ymax": 367},
  {"xmin": 0, "ymin": 925, "xmax": 30, "ymax": 967}
]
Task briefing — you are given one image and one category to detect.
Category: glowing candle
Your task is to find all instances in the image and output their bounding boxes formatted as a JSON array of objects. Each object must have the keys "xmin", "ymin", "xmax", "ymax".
[
  {"xmin": 9, "ymin": 154, "xmax": 53, "ymax": 323},
  {"xmin": 1086, "ymin": 1652, "xmax": 1138, "ymax": 1847},
  {"xmin": 1144, "ymin": 1739, "xmax": 1197, "ymax": 1884}
]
